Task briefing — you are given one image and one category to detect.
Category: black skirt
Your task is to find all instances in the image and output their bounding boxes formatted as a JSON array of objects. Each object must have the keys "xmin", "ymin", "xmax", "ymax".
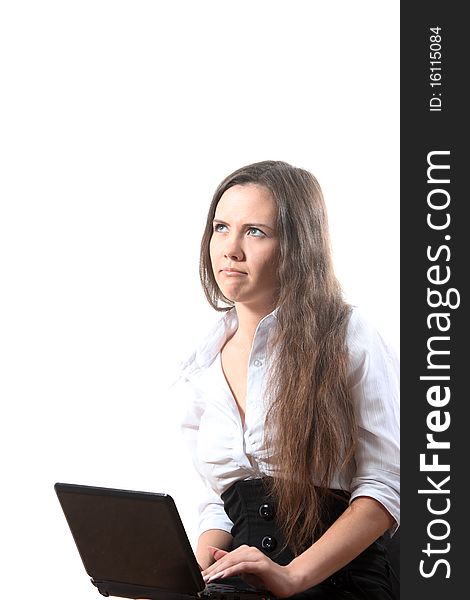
[{"xmin": 221, "ymin": 478, "xmax": 399, "ymax": 600}]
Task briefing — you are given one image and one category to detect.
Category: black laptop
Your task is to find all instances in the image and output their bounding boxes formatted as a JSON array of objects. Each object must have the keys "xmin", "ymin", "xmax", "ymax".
[{"xmin": 54, "ymin": 482, "xmax": 273, "ymax": 600}]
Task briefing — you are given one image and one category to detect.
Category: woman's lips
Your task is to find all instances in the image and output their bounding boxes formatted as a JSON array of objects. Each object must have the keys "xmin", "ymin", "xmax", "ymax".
[{"xmin": 221, "ymin": 268, "xmax": 247, "ymax": 276}]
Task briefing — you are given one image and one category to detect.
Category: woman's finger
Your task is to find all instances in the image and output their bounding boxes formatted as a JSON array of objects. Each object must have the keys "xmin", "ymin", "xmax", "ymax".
[{"xmin": 207, "ymin": 545, "xmax": 229, "ymax": 561}]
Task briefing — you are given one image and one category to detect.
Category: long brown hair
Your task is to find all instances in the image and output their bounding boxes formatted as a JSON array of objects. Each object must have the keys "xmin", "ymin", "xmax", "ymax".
[{"xmin": 200, "ymin": 160, "xmax": 356, "ymax": 555}]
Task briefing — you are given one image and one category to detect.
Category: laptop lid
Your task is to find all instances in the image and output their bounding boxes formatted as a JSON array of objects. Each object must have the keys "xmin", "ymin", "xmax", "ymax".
[{"xmin": 54, "ymin": 482, "xmax": 206, "ymax": 598}]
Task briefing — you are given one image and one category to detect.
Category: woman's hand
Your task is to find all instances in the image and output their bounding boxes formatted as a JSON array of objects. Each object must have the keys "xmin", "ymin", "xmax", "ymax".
[{"xmin": 202, "ymin": 545, "xmax": 300, "ymax": 599}]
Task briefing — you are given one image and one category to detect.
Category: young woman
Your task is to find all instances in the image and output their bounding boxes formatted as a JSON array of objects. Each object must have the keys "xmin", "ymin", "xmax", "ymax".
[{"xmin": 177, "ymin": 160, "xmax": 399, "ymax": 599}]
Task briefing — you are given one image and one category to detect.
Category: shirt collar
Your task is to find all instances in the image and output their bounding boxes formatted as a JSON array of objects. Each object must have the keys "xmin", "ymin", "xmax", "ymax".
[{"xmin": 178, "ymin": 307, "xmax": 278, "ymax": 380}]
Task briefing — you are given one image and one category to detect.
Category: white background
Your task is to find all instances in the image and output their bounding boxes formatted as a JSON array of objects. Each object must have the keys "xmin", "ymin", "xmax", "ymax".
[{"xmin": 0, "ymin": 2, "xmax": 399, "ymax": 598}]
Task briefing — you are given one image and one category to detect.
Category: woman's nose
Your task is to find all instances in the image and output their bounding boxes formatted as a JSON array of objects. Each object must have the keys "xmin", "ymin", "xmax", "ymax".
[{"xmin": 224, "ymin": 235, "xmax": 244, "ymax": 261}]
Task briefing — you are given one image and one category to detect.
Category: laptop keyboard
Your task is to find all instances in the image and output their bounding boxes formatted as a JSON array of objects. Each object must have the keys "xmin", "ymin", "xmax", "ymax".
[{"xmin": 203, "ymin": 581, "xmax": 273, "ymax": 599}]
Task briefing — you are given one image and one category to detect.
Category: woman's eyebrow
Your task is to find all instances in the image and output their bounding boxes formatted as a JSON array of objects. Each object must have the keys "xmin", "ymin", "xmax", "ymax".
[{"xmin": 212, "ymin": 218, "xmax": 276, "ymax": 231}]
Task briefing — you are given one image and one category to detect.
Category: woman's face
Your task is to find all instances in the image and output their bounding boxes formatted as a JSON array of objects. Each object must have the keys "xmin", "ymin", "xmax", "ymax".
[{"xmin": 210, "ymin": 184, "xmax": 280, "ymax": 312}]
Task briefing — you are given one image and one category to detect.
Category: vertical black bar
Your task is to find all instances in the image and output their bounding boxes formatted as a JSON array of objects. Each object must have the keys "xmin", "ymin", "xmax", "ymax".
[{"xmin": 401, "ymin": 2, "xmax": 466, "ymax": 598}]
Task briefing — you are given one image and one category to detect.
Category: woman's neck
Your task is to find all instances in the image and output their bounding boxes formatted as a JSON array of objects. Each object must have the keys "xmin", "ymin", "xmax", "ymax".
[{"xmin": 231, "ymin": 301, "xmax": 275, "ymax": 348}]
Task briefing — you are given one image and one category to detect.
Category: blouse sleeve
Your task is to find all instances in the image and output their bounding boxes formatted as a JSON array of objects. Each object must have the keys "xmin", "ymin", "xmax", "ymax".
[
  {"xmin": 177, "ymin": 373, "xmax": 234, "ymax": 536},
  {"xmin": 197, "ymin": 484, "xmax": 233, "ymax": 535},
  {"xmin": 347, "ymin": 309, "xmax": 400, "ymax": 533}
]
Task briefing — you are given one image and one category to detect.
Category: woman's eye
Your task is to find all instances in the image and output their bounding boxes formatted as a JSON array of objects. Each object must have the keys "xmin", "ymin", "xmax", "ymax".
[
  {"xmin": 213, "ymin": 223, "xmax": 228, "ymax": 233},
  {"xmin": 247, "ymin": 227, "xmax": 264, "ymax": 237}
]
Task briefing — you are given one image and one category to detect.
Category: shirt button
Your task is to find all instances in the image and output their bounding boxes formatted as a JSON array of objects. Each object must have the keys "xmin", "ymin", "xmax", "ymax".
[{"xmin": 253, "ymin": 359, "xmax": 263, "ymax": 367}]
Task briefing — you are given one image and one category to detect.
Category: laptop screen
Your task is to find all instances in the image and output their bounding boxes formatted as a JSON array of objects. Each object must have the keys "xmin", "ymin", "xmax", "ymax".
[{"xmin": 54, "ymin": 483, "xmax": 204, "ymax": 595}]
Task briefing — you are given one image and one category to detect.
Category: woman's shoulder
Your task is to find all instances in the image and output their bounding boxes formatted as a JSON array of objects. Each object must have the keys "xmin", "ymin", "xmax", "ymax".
[
  {"xmin": 175, "ymin": 308, "xmax": 238, "ymax": 383},
  {"xmin": 346, "ymin": 305, "xmax": 394, "ymax": 343},
  {"xmin": 346, "ymin": 305, "xmax": 377, "ymax": 340},
  {"xmin": 346, "ymin": 305, "xmax": 399, "ymax": 369}
]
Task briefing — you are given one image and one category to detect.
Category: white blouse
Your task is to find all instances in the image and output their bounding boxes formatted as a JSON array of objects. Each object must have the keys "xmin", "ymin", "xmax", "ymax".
[{"xmin": 176, "ymin": 307, "xmax": 400, "ymax": 537}]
